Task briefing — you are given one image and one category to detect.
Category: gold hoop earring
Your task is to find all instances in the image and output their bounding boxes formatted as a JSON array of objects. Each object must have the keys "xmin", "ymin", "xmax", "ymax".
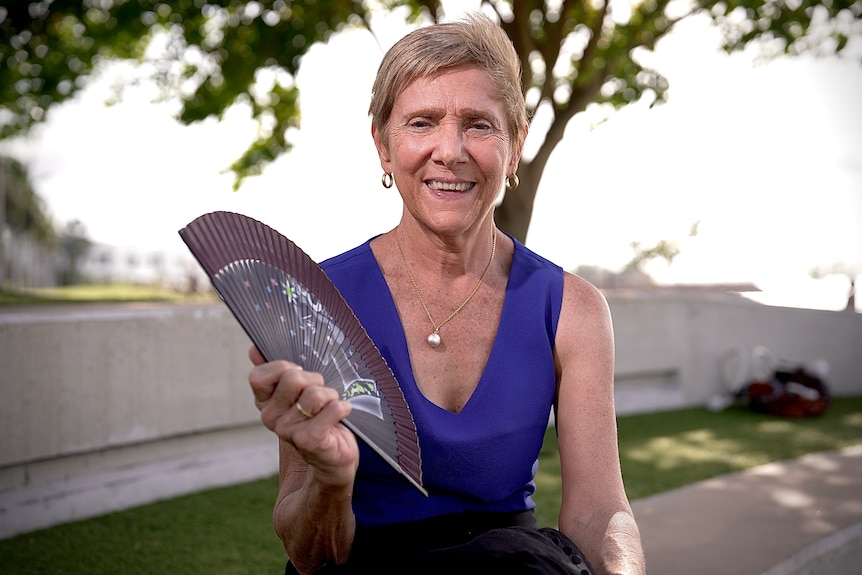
[
  {"xmin": 381, "ymin": 172, "xmax": 394, "ymax": 189},
  {"xmin": 505, "ymin": 174, "xmax": 519, "ymax": 190}
]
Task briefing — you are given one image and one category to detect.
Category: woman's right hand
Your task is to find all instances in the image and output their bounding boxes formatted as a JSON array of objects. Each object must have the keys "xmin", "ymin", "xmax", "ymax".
[{"xmin": 248, "ymin": 346, "xmax": 359, "ymax": 489}]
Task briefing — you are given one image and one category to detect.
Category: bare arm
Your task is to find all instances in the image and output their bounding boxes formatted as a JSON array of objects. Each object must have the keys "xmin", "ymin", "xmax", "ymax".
[
  {"xmin": 248, "ymin": 346, "xmax": 359, "ymax": 574},
  {"xmin": 553, "ymin": 273, "xmax": 645, "ymax": 575},
  {"xmin": 272, "ymin": 441, "xmax": 356, "ymax": 574}
]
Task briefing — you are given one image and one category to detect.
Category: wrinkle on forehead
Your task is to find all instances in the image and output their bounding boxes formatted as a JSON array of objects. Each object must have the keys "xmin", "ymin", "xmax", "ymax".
[{"xmin": 395, "ymin": 66, "xmax": 509, "ymax": 130}]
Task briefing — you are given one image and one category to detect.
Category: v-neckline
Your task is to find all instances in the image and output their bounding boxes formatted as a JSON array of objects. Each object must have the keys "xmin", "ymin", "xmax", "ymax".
[{"xmin": 369, "ymin": 240, "xmax": 517, "ymax": 415}]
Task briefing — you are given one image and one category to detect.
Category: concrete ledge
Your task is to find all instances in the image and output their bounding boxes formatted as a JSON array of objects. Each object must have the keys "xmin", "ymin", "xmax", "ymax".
[
  {"xmin": 761, "ymin": 521, "xmax": 862, "ymax": 575},
  {"xmin": 0, "ymin": 425, "xmax": 279, "ymax": 540},
  {"xmin": 615, "ymin": 368, "xmax": 684, "ymax": 415}
]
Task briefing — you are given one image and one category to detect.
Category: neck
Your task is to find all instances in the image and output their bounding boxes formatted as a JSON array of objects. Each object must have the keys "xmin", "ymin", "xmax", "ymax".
[
  {"xmin": 393, "ymin": 223, "xmax": 498, "ymax": 348},
  {"xmin": 393, "ymin": 222, "xmax": 497, "ymax": 279}
]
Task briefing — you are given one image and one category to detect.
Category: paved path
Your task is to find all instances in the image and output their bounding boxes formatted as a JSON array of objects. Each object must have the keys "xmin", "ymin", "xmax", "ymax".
[{"xmin": 630, "ymin": 444, "xmax": 862, "ymax": 575}]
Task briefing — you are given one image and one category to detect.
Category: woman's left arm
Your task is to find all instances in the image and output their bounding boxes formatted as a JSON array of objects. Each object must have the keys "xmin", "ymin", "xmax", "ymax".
[{"xmin": 554, "ymin": 272, "xmax": 646, "ymax": 575}]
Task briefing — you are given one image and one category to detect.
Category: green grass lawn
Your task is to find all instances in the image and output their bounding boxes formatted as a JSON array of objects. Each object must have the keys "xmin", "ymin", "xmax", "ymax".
[
  {"xmin": 0, "ymin": 284, "xmax": 215, "ymax": 306},
  {"xmin": 2, "ymin": 398, "xmax": 861, "ymax": 574},
  {"xmin": 532, "ymin": 396, "xmax": 862, "ymax": 526}
]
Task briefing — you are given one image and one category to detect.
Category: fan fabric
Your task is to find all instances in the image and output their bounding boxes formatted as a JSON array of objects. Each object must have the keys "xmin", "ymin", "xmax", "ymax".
[{"xmin": 179, "ymin": 211, "xmax": 424, "ymax": 495}]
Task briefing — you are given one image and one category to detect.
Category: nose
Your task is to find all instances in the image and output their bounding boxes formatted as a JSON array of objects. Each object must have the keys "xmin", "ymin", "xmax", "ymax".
[{"xmin": 431, "ymin": 123, "xmax": 467, "ymax": 168}]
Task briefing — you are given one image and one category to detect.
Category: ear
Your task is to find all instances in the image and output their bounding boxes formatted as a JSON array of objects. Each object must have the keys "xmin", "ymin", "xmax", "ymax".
[
  {"xmin": 507, "ymin": 126, "xmax": 528, "ymax": 176},
  {"xmin": 371, "ymin": 122, "xmax": 392, "ymax": 172}
]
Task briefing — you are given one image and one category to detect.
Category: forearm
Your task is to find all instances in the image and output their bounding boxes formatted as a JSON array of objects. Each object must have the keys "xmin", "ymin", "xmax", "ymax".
[
  {"xmin": 562, "ymin": 509, "xmax": 645, "ymax": 575},
  {"xmin": 275, "ymin": 475, "xmax": 356, "ymax": 575}
]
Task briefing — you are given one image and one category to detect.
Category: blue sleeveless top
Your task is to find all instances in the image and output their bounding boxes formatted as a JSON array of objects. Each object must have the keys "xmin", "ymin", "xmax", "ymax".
[{"xmin": 321, "ymin": 237, "xmax": 563, "ymax": 527}]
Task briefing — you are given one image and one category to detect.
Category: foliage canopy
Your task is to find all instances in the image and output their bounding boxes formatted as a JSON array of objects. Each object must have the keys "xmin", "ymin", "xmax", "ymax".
[{"xmin": 2, "ymin": 1, "xmax": 859, "ymax": 240}]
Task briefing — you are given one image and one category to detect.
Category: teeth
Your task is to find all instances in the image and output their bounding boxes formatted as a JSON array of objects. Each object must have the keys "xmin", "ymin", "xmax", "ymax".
[{"xmin": 428, "ymin": 181, "xmax": 471, "ymax": 191}]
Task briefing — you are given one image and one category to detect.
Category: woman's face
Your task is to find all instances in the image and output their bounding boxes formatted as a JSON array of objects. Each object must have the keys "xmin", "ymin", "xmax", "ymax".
[{"xmin": 373, "ymin": 64, "xmax": 522, "ymax": 238}]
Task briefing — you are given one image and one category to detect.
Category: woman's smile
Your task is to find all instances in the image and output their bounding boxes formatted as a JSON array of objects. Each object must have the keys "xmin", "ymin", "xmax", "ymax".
[{"xmin": 426, "ymin": 179, "xmax": 475, "ymax": 192}]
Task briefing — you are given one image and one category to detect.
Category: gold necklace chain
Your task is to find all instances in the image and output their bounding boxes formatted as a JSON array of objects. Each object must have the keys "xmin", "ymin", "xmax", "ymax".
[{"xmin": 394, "ymin": 227, "xmax": 497, "ymax": 348}]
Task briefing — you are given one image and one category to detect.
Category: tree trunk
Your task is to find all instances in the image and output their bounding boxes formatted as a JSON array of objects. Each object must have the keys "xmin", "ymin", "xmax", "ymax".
[{"xmin": 495, "ymin": 160, "xmax": 535, "ymax": 243}]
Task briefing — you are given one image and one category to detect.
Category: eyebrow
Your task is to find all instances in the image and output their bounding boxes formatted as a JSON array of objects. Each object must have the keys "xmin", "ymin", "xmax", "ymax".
[
  {"xmin": 401, "ymin": 107, "xmax": 502, "ymax": 124},
  {"xmin": 401, "ymin": 107, "xmax": 441, "ymax": 119}
]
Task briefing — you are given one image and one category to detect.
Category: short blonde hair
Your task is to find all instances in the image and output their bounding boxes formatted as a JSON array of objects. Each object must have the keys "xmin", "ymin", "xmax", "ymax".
[{"xmin": 369, "ymin": 12, "xmax": 527, "ymax": 146}]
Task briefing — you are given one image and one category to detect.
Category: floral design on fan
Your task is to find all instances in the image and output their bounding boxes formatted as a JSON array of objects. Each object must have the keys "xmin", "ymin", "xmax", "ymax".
[
  {"xmin": 282, "ymin": 279, "xmax": 296, "ymax": 301},
  {"xmin": 344, "ymin": 379, "xmax": 379, "ymax": 399},
  {"xmin": 224, "ymin": 262, "xmax": 384, "ymax": 421}
]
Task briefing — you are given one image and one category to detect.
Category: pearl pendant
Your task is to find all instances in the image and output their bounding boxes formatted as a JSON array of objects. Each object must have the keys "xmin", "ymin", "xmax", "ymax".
[{"xmin": 427, "ymin": 332, "xmax": 442, "ymax": 348}]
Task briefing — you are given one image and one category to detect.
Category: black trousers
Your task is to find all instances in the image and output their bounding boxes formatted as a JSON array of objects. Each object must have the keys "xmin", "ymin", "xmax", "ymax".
[{"xmin": 284, "ymin": 510, "xmax": 592, "ymax": 575}]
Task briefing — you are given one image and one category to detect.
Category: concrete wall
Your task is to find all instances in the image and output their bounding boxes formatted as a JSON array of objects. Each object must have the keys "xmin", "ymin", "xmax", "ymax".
[
  {"xmin": 1, "ymin": 294, "xmax": 860, "ymax": 539},
  {"xmin": 609, "ymin": 291, "xmax": 862, "ymax": 414},
  {"xmin": 0, "ymin": 303, "xmax": 275, "ymax": 540},
  {"xmin": 0, "ymin": 304, "xmax": 256, "ymax": 468}
]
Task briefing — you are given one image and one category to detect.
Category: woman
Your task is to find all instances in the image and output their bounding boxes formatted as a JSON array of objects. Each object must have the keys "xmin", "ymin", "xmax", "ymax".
[{"xmin": 248, "ymin": 13, "xmax": 645, "ymax": 575}]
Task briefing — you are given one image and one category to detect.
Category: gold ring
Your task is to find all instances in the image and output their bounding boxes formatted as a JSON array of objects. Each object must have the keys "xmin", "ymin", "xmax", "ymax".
[{"xmin": 295, "ymin": 402, "xmax": 313, "ymax": 418}]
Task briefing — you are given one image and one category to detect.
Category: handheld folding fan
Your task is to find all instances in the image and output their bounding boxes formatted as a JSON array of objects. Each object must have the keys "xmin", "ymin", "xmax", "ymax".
[{"xmin": 179, "ymin": 211, "xmax": 425, "ymax": 495}]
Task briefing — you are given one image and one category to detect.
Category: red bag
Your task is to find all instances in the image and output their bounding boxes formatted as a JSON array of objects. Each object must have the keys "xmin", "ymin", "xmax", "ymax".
[{"xmin": 744, "ymin": 367, "xmax": 830, "ymax": 418}]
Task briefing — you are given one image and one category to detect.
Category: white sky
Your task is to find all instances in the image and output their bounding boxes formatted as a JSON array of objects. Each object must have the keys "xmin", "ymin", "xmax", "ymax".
[{"xmin": 4, "ymin": 10, "xmax": 861, "ymax": 311}]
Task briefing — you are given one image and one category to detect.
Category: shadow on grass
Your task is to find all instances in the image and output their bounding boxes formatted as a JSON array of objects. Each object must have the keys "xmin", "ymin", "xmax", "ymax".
[{"xmin": 532, "ymin": 397, "xmax": 862, "ymax": 527}]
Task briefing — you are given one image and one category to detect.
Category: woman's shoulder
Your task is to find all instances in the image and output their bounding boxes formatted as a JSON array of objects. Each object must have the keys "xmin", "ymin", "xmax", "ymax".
[
  {"xmin": 559, "ymin": 270, "xmax": 613, "ymax": 340},
  {"xmin": 510, "ymin": 235, "xmax": 562, "ymax": 275},
  {"xmin": 319, "ymin": 238, "xmax": 378, "ymax": 273},
  {"xmin": 505, "ymin": 236, "xmax": 606, "ymax": 319}
]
